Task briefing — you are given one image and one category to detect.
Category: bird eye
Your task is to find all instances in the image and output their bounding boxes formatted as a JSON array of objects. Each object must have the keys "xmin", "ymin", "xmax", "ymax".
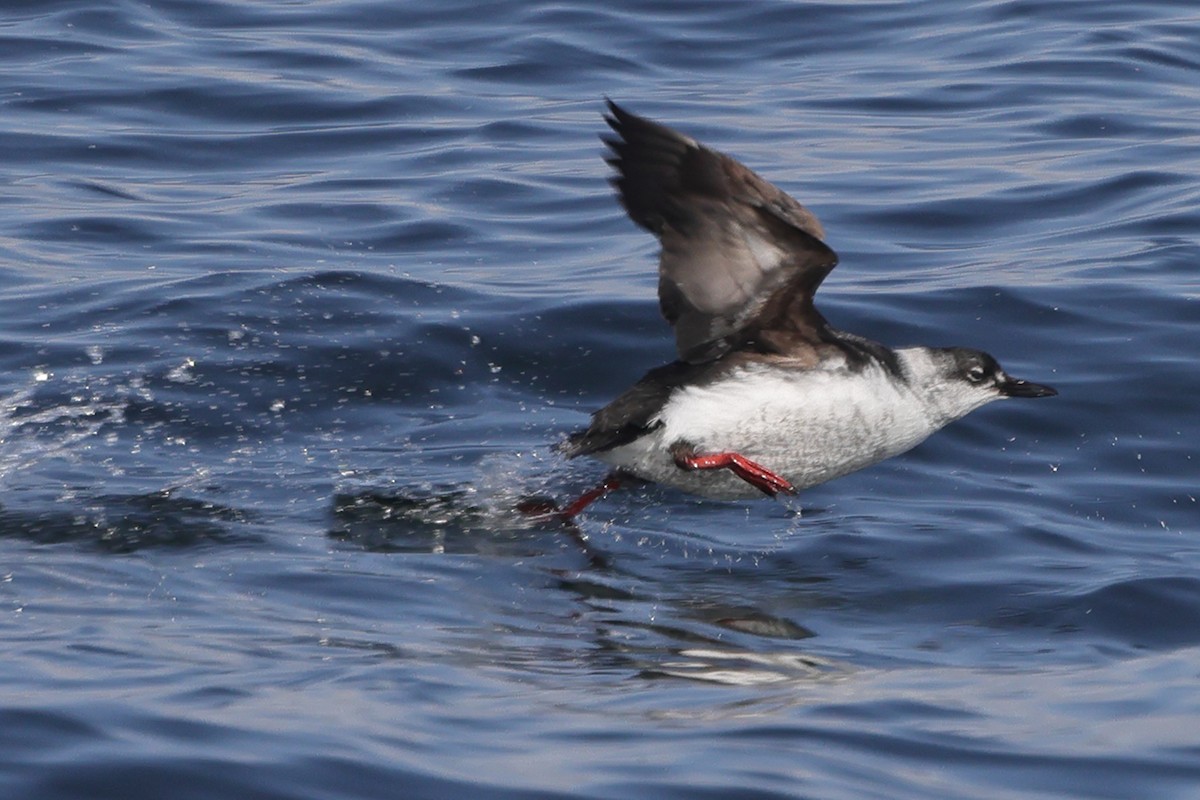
[{"xmin": 966, "ymin": 365, "xmax": 987, "ymax": 384}]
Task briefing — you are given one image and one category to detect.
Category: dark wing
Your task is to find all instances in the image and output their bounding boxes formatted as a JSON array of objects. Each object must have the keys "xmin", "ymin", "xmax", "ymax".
[
  {"xmin": 603, "ymin": 100, "xmax": 840, "ymax": 363},
  {"xmin": 558, "ymin": 361, "xmax": 705, "ymax": 457}
]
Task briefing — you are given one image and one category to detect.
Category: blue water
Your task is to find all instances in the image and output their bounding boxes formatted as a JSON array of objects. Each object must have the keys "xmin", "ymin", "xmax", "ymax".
[{"xmin": 1, "ymin": 1, "xmax": 1198, "ymax": 798}]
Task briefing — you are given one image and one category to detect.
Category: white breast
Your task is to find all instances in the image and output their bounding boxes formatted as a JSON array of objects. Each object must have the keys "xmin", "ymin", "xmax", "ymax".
[{"xmin": 596, "ymin": 359, "xmax": 943, "ymax": 500}]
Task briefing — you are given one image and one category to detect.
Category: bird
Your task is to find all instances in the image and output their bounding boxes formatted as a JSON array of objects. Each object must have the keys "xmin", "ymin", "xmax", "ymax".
[{"xmin": 548, "ymin": 100, "xmax": 1056, "ymax": 519}]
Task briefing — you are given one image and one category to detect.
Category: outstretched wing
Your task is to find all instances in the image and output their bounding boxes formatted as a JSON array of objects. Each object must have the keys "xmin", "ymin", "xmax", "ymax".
[{"xmin": 603, "ymin": 100, "xmax": 840, "ymax": 363}]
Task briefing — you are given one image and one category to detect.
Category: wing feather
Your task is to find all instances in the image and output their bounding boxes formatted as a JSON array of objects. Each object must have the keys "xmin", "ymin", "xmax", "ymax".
[{"xmin": 603, "ymin": 100, "xmax": 839, "ymax": 363}]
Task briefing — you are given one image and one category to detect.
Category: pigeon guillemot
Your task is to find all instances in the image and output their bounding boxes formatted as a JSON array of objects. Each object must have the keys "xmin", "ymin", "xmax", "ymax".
[{"xmin": 551, "ymin": 101, "xmax": 1055, "ymax": 518}]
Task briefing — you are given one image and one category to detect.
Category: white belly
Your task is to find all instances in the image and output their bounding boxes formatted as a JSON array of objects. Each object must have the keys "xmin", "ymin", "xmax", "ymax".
[{"xmin": 596, "ymin": 363, "xmax": 941, "ymax": 500}]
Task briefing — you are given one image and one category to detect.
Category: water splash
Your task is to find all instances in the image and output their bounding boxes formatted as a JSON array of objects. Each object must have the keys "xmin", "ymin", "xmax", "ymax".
[
  {"xmin": 0, "ymin": 368, "xmax": 254, "ymax": 551},
  {"xmin": 0, "ymin": 371, "xmax": 134, "ymax": 486}
]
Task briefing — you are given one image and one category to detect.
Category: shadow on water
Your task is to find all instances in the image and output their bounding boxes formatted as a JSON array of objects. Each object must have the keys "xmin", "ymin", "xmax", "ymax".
[
  {"xmin": 0, "ymin": 489, "xmax": 259, "ymax": 553},
  {"xmin": 327, "ymin": 481, "xmax": 854, "ymax": 689},
  {"xmin": 329, "ymin": 485, "xmax": 613, "ymax": 568}
]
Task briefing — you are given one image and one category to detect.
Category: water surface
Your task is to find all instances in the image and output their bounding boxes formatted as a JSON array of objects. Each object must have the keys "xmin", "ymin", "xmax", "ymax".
[{"xmin": 1, "ymin": 1, "xmax": 1199, "ymax": 798}]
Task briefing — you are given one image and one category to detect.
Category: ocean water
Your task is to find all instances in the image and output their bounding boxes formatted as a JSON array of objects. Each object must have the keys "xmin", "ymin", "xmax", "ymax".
[{"xmin": 1, "ymin": 1, "xmax": 1198, "ymax": 798}]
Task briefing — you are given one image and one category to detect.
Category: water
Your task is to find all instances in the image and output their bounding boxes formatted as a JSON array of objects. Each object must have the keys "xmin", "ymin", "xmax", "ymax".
[{"xmin": 1, "ymin": 1, "xmax": 1198, "ymax": 798}]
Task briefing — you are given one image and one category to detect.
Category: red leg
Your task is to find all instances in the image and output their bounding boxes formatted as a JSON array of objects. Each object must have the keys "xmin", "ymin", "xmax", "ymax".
[
  {"xmin": 672, "ymin": 445, "xmax": 795, "ymax": 497},
  {"xmin": 516, "ymin": 472, "xmax": 625, "ymax": 521},
  {"xmin": 557, "ymin": 473, "xmax": 624, "ymax": 519}
]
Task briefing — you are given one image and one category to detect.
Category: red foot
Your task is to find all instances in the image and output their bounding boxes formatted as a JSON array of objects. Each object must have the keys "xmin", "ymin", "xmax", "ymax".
[{"xmin": 673, "ymin": 448, "xmax": 795, "ymax": 498}]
